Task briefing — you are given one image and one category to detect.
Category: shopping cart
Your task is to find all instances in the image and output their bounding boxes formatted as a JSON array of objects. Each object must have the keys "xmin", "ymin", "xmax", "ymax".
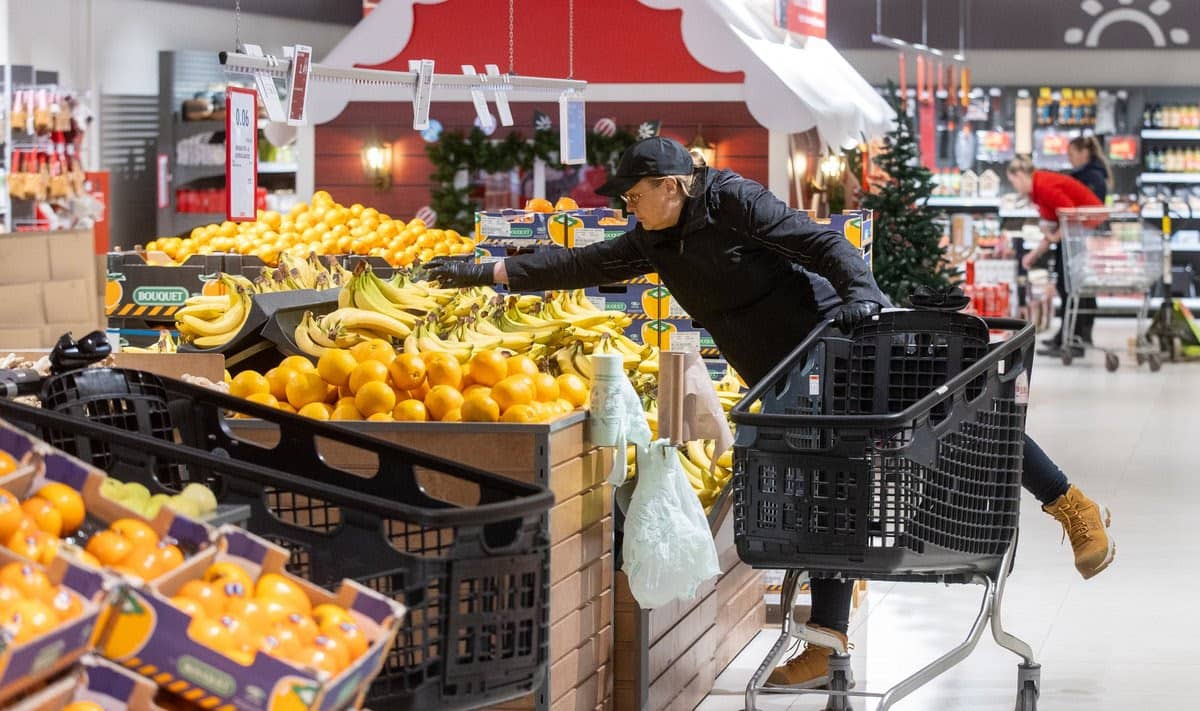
[
  {"xmin": 1057, "ymin": 206, "xmax": 1164, "ymax": 371},
  {"xmin": 0, "ymin": 332, "xmax": 554, "ymax": 711},
  {"xmin": 730, "ymin": 308, "xmax": 1039, "ymax": 710}
]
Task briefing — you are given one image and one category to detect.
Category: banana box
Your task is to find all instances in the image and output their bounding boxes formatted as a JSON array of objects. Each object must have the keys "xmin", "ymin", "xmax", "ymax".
[
  {"xmin": 474, "ymin": 208, "xmax": 635, "ymax": 249},
  {"xmin": 703, "ymin": 357, "xmax": 731, "ymax": 382},
  {"xmin": 105, "ymin": 253, "xmax": 226, "ymax": 326},
  {"xmin": 8, "ymin": 654, "xmax": 169, "ymax": 711},
  {"xmin": 0, "ymin": 449, "xmax": 215, "ymax": 582},
  {"xmin": 0, "ymin": 546, "xmax": 109, "ymax": 705},
  {"xmin": 96, "ymin": 526, "xmax": 405, "ymax": 711}
]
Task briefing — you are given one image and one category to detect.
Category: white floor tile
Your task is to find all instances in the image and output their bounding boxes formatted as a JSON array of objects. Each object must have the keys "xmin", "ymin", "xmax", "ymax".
[{"xmin": 696, "ymin": 320, "xmax": 1194, "ymax": 711}]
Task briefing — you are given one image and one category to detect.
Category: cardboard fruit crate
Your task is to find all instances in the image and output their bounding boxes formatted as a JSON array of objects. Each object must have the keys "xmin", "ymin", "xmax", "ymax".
[
  {"xmin": 105, "ymin": 253, "xmax": 224, "ymax": 326},
  {"xmin": 475, "ymin": 209, "xmax": 634, "ymax": 250},
  {"xmin": 95, "ymin": 526, "xmax": 405, "ymax": 711},
  {"xmin": 8, "ymin": 654, "xmax": 170, "ymax": 711}
]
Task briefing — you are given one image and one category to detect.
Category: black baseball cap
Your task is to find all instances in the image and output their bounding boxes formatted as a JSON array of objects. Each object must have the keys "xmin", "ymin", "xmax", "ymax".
[{"xmin": 595, "ymin": 137, "xmax": 695, "ymax": 198}]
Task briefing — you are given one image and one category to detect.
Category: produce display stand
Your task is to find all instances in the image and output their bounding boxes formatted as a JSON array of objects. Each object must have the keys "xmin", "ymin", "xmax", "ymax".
[{"xmin": 225, "ymin": 413, "xmax": 615, "ymax": 711}]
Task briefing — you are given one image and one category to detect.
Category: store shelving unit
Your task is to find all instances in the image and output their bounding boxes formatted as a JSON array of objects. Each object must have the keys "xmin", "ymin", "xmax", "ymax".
[
  {"xmin": 1139, "ymin": 173, "xmax": 1200, "ymax": 184},
  {"xmin": 156, "ymin": 51, "xmax": 296, "ymax": 237},
  {"xmin": 1141, "ymin": 129, "xmax": 1200, "ymax": 140}
]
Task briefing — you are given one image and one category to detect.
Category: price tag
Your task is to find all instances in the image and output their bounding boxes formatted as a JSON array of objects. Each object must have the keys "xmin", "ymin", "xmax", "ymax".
[
  {"xmin": 808, "ymin": 374, "xmax": 821, "ymax": 396},
  {"xmin": 411, "ymin": 59, "xmax": 435, "ymax": 130},
  {"xmin": 574, "ymin": 228, "xmax": 604, "ymax": 246},
  {"xmin": 587, "ymin": 296, "xmax": 607, "ymax": 311},
  {"xmin": 225, "ymin": 86, "xmax": 258, "ymax": 222},
  {"xmin": 479, "ymin": 215, "xmax": 512, "ymax": 237},
  {"xmin": 559, "ymin": 91, "xmax": 587, "ymax": 165},
  {"xmin": 156, "ymin": 154, "xmax": 170, "ymax": 209},
  {"xmin": 244, "ymin": 44, "xmax": 286, "ymax": 122},
  {"xmin": 672, "ymin": 331, "xmax": 701, "ymax": 353},
  {"xmin": 285, "ymin": 44, "xmax": 312, "ymax": 126}
]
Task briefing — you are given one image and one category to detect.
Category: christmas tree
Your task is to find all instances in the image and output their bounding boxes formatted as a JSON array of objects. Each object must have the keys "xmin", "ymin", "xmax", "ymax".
[{"xmin": 861, "ymin": 84, "xmax": 957, "ymax": 304}]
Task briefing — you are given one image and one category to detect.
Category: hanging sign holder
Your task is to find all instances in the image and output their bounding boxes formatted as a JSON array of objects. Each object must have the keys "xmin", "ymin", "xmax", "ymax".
[{"xmin": 284, "ymin": 44, "xmax": 313, "ymax": 126}]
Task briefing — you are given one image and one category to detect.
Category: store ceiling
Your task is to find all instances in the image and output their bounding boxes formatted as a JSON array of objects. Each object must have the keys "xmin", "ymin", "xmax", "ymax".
[{"xmin": 147, "ymin": 0, "xmax": 361, "ymax": 26}]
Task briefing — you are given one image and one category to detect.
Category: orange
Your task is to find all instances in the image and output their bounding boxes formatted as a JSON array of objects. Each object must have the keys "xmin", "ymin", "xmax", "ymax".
[
  {"xmin": 111, "ymin": 518, "xmax": 159, "ymax": 547},
  {"xmin": 392, "ymin": 399, "xmax": 428, "ymax": 422},
  {"xmin": 225, "ymin": 597, "xmax": 276, "ymax": 639},
  {"xmin": 316, "ymin": 349, "xmax": 358, "ymax": 388},
  {"xmin": 7, "ymin": 531, "xmax": 46, "ymax": 561},
  {"xmin": 277, "ymin": 402, "xmax": 298, "ymax": 414},
  {"xmin": 0, "ymin": 452, "xmax": 18, "ymax": 477},
  {"xmin": 170, "ymin": 595, "xmax": 205, "ymax": 618},
  {"xmin": 492, "ymin": 375, "xmax": 536, "ymax": 413},
  {"xmin": 556, "ymin": 373, "xmax": 589, "ymax": 407},
  {"xmin": 0, "ymin": 563, "xmax": 54, "ymax": 602},
  {"xmin": 284, "ymin": 371, "xmax": 328, "ymax": 409},
  {"xmin": 462, "ymin": 384, "xmax": 491, "ymax": 400},
  {"xmin": 0, "ymin": 488, "xmax": 24, "ymax": 541},
  {"xmin": 425, "ymin": 385, "xmax": 465, "ymax": 422},
  {"xmin": 406, "ymin": 382, "xmax": 431, "ymax": 403},
  {"xmin": 525, "ymin": 198, "xmax": 554, "ymax": 213},
  {"xmin": 312, "ymin": 633, "xmax": 353, "ymax": 671},
  {"xmin": 178, "ymin": 579, "xmax": 225, "ymax": 618},
  {"xmin": 532, "ymin": 373, "xmax": 560, "ymax": 402},
  {"xmin": 424, "ymin": 353, "xmax": 463, "ymax": 389},
  {"xmin": 388, "ymin": 353, "xmax": 427, "ymax": 390},
  {"xmin": 230, "ymin": 371, "xmax": 271, "ymax": 399},
  {"xmin": 294, "ymin": 643, "xmax": 345, "ymax": 677},
  {"xmin": 203, "ymin": 562, "xmax": 254, "ymax": 591},
  {"xmin": 354, "ymin": 380, "xmax": 397, "ymax": 417},
  {"xmin": 272, "ymin": 612, "xmax": 319, "ymax": 648},
  {"xmin": 330, "ymin": 402, "xmax": 363, "ymax": 421},
  {"xmin": 118, "ymin": 545, "xmax": 168, "ymax": 581},
  {"xmin": 246, "ymin": 392, "xmax": 279, "ymax": 410},
  {"xmin": 157, "ymin": 542, "xmax": 185, "ymax": 573},
  {"xmin": 501, "ymin": 404, "xmax": 539, "ymax": 423},
  {"xmin": 49, "ymin": 588, "xmax": 83, "ymax": 621},
  {"xmin": 5, "ymin": 599, "xmax": 59, "ymax": 643},
  {"xmin": 442, "ymin": 408, "xmax": 463, "ymax": 422},
  {"xmin": 64, "ymin": 703, "xmax": 105, "ymax": 711},
  {"xmin": 366, "ymin": 412, "xmax": 392, "ymax": 421},
  {"xmin": 348, "ymin": 360, "xmax": 391, "ymax": 395},
  {"xmin": 555, "ymin": 398, "xmax": 576, "ymax": 415},
  {"xmin": 506, "ymin": 354, "xmax": 539, "ymax": 379},
  {"xmin": 21, "ymin": 497, "xmax": 63, "ymax": 537},
  {"xmin": 468, "ymin": 350, "xmax": 508, "ymax": 387},
  {"xmin": 320, "ymin": 619, "xmax": 369, "ymax": 660},
  {"xmin": 299, "ymin": 402, "xmax": 332, "ymax": 420},
  {"xmin": 350, "ymin": 338, "xmax": 396, "ymax": 366},
  {"xmin": 461, "ymin": 395, "xmax": 501, "ymax": 422},
  {"xmin": 280, "ymin": 355, "xmax": 317, "ymax": 374},
  {"xmin": 86, "ymin": 530, "xmax": 134, "ymax": 566},
  {"xmin": 256, "ymin": 573, "xmax": 312, "ymax": 615},
  {"xmin": 554, "ymin": 196, "xmax": 579, "ymax": 210},
  {"xmin": 324, "ymin": 384, "xmax": 341, "ymax": 404},
  {"xmin": 312, "ymin": 603, "xmax": 355, "ymax": 629}
]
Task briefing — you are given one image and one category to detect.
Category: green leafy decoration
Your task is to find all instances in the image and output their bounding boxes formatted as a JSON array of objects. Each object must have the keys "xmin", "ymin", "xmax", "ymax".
[
  {"xmin": 426, "ymin": 125, "xmax": 638, "ymax": 234},
  {"xmin": 860, "ymin": 83, "xmax": 958, "ymax": 304}
]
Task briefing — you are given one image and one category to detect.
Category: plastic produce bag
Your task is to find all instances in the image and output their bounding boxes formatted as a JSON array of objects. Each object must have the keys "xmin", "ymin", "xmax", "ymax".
[
  {"xmin": 622, "ymin": 440, "xmax": 721, "ymax": 608},
  {"xmin": 588, "ymin": 354, "xmax": 652, "ymax": 486}
]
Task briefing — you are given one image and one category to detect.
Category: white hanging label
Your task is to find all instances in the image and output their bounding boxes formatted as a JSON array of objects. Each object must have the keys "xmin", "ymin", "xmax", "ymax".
[
  {"xmin": 574, "ymin": 228, "xmax": 604, "ymax": 246},
  {"xmin": 285, "ymin": 44, "xmax": 312, "ymax": 126},
  {"xmin": 412, "ymin": 59, "xmax": 436, "ymax": 130},
  {"xmin": 226, "ymin": 86, "xmax": 258, "ymax": 222},
  {"xmin": 479, "ymin": 215, "xmax": 512, "ymax": 237},
  {"xmin": 587, "ymin": 296, "xmax": 607, "ymax": 311},
  {"xmin": 559, "ymin": 91, "xmax": 587, "ymax": 165},
  {"xmin": 485, "ymin": 64, "xmax": 513, "ymax": 126},
  {"xmin": 244, "ymin": 44, "xmax": 286, "ymax": 123},
  {"xmin": 461, "ymin": 65, "xmax": 494, "ymax": 132},
  {"xmin": 672, "ymin": 331, "xmax": 701, "ymax": 353}
]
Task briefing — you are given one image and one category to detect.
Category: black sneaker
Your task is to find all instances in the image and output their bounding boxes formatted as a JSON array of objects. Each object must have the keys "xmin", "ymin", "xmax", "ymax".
[
  {"xmin": 1038, "ymin": 345, "xmax": 1085, "ymax": 358},
  {"xmin": 1040, "ymin": 333, "xmax": 1062, "ymax": 349}
]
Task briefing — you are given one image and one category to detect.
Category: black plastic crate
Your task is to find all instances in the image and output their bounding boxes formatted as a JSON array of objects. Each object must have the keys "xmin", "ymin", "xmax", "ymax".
[
  {"xmin": 0, "ymin": 371, "xmax": 553, "ymax": 711},
  {"xmin": 729, "ymin": 310, "xmax": 1035, "ymax": 582}
]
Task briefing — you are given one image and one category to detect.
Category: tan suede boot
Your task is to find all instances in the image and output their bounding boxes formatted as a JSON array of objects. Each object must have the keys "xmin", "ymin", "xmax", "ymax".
[
  {"xmin": 1043, "ymin": 485, "xmax": 1115, "ymax": 579},
  {"xmin": 765, "ymin": 625, "xmax": 852, "ymax": 689}
]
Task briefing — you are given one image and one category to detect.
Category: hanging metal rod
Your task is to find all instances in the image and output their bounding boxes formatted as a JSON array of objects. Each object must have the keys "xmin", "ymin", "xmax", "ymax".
[
  {"xmin": 218, "ymin": 51, "xmax": 587, "ymax": 93},
  {"xmin": 871, "ymin": 34, "xmax": 966, "ymax": 64}
]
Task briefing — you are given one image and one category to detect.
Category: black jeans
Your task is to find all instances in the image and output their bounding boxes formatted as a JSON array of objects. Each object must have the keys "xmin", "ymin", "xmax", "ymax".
[{"xmin": 808, "ymin": 434, "xmax": 1070, "ymax": 634}]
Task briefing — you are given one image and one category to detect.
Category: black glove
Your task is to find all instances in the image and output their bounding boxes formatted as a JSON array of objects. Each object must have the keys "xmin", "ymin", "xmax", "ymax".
[
  {"xmin": 833, "ymin": 300, "xmax": 881, "ymax": 332},
  {"xmin": 423, "ymin": 257, "xmax": 495, "ymax": 288}
]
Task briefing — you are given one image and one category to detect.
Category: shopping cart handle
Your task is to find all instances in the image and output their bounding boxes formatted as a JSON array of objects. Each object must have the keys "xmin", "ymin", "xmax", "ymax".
[{"xmin": 730, "ymin": 316, "xmax": 1034, "ymax": 429}]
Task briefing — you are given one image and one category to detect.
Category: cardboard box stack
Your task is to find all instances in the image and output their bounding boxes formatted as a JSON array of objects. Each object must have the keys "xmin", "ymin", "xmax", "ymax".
[{"xmin": 0, "ymin": 230, "xmax": 105, "ymax": 349}]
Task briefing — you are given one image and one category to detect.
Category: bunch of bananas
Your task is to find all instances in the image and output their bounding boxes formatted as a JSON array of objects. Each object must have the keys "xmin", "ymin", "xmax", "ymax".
[
  {"xmin": 294, "ymin": 307, "xmax": 415, "ymax": 356},
  {"xmin": 253, "ymin": 252, "xmax": 352, "ymax": 293},
  {"xmin": 679, "ymin": 440, "xmax": 734, "ymax": 514},
  {"xmin": 120, "ymin": 329, "xmax": 179, "ymax": 354},
  {"xmin": 175, "ymin": 274, "xmax": 254, "ymax": 348}
]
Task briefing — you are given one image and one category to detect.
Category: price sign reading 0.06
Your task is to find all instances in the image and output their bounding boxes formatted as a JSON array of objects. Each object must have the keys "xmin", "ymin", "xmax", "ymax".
[{"xmin": 225, "ymin": 86, "xmax": 258, "ymax": 222}]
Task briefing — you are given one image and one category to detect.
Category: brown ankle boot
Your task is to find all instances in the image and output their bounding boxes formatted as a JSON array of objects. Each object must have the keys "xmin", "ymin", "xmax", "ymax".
[
  {"xmin": 765, "ymin": 625, "xmax": 852, "ymax": 689},
  {"xmin": 1043, "ymin": 485, "xmax": 1115, "ymax": 579}
]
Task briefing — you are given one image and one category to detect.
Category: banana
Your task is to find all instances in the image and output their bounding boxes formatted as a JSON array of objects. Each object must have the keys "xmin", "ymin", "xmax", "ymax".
[
  {"xmin": 374, "ymin": 272, "xmax": 441, "ymax": 313},
  {"xmin": 570, "ymin": 342, "xmax": 594, "ymax": 381},
  {"xmin": 177, "ymin": 290, "xmax": 248, "ymax": 338},
  {"xmin": 514, "ymin": 294, "xmax": 544, "ymax": 313},
  {"xmin": 403, "ymin": 331, "xmax": 421, "ymax": 354},
  {"xmin": 686, "ymin": 440, "xmax": 719, "ymax": 490},
  {"xmin": 353, "ymin": 276, "xmax": 421, "ymax": 327},
  {"xmin": 294, "ymin": 312, "xmax": 330, "ymax": 357},
  {"xmin": 571, "ymin": 289, "xmax": 601, "ymax": 313},
  {"xmin": 323, "ymin": 308, "xmax": 412, "ymax": 339},
  {"xmin": 414, "ymin": 324, "xmax": 475, "ymax": 362},
  {"xmin": 677, "ymin": 450, "xmax": 707, "ymax": 491},
  {"xmin": 307, "ymin": 317, "xmax": 343, "ymax": 349},
  {"xmin": 553, "ymin": 345, "xmax": 583, "ymax": 379}
]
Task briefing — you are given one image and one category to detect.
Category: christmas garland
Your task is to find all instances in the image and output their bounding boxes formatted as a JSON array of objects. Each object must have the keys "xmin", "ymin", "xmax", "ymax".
[{"xmin": 426, "ymin": 126, "xmax": 639, "ymax": 233}]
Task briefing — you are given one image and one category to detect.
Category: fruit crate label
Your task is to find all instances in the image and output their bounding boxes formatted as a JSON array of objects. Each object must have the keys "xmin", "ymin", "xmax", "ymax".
[
  {"xmin": 480, "ymin": 216, "xmax": 512, "ymax": 237},
  {"xmin": 672, "ymin": 331, "xmax": 701, "ymax": 353},
  {"xmin": 666, "ymin": 296, "xmax": 691, "ymax": 319},
  {"xmin": 587, "ymin": 296, "xmax": 607, "ymax": 311},
  {"xmin": 574, "ymin": 228, "xmax": 604, "ymax": 246},
  {"xmin": 133, "ymin": 286, "xmax": 189, "ymax": 306}
]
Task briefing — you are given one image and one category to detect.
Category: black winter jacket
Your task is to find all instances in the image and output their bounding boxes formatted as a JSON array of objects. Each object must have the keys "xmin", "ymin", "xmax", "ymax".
[
  {"xmin": 504, "ymin": 168, "xmax": 886, "ymax": 385},
  {"xmin": 1069, "ymin": 159, "xmax": 1109, "ymax": 202}
]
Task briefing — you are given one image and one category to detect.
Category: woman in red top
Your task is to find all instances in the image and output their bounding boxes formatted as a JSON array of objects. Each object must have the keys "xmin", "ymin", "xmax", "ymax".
[{"xmin": 1009, "ymin": 156, "xmax": 1103, "ymax": 355}]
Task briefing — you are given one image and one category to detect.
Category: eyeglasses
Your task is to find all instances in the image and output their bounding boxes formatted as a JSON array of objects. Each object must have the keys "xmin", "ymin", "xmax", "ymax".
[{"xmin": 620, "ymin": 178, "xmax": 666, "ymax": 206}]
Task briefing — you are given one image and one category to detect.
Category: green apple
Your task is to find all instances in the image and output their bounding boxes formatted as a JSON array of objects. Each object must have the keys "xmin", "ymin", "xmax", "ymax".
[
  {"xmin": 120, "ymin": 482, "xmax": 151, "ymax": 511},
  {"xmin": 144, "ymin": 493, "xmax": 171, "ymax": 519},
  {"xmin": 179, "ymin": 482, "xmax": 219, "ymax": 515},
  {"xmin": 165, "ymin": 496, "xmax": 203, "ymax": 519},
  {"xmin": 99, "ymin": 477, "xmax": 124, "ymax": 502}
]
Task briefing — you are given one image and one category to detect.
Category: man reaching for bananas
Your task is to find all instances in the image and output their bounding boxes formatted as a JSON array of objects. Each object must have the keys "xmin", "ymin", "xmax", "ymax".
[{"xmin": 427, "ymin": 137, "xmax": 1114, "ymax": 691}]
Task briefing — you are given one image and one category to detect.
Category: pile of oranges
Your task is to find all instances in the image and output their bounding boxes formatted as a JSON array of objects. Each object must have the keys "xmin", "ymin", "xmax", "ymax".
[
  {"xmin": 0, "ymin": 561, "xmax": 86, "ymax": 644},
  {"xmin": 171, "ymin": 561, "xmax": 371, "ymax": 676},
  {"xmin": 144, "ymin": 190, "xmax": 476, "ymax": 267},
  {"xmin": 83, "ymin": 518, "xmax": 185, "ymax": 582},
  {"xmin": 228, "ymin": 341, "xmax": 589, "ymax": 423},
  {"xmin": 0, "ymin": 482, "xmax": 87, "ymax": 566}
]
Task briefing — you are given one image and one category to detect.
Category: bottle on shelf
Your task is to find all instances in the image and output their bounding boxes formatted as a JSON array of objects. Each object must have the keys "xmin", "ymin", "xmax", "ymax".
[
  {"xmin": 1037, "ymin": 87, "xmax": 1053, "ymax": 126},
  {"xmin": 1060, "ymin": 88, "xmax": 1074, "ymax": 126},
  {"xmin": 1152, "ymin": 103, "xmax": 1164, "ymax": 129},
  {"xmin": 1143, "ymin": 103, "xmax": 1155, "ymax": 129}
]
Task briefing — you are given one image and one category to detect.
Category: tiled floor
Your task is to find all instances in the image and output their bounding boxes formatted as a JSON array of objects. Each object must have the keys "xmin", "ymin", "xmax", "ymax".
[{"xmin": 697, "ymin": 321, "xmax": 1194, "ymax": 710}]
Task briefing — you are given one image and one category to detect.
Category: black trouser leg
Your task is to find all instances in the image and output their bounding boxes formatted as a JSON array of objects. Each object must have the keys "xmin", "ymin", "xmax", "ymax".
[
  {"xmin": 1023, "ymin": 434, "xmax": 1071, "ymax": 505},
  {"xmin": 807, "ymin": 578, "xmax": 855, "ymax": 634}
]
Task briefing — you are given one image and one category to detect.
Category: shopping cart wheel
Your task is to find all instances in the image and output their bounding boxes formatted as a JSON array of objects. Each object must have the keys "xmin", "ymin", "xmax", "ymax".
[
  {"xmin": 1061, "ymin": 350, "xmax": 1074, "ymax": 366},
  {"xmin": 1148, "ymin": 354, "xmax": 1163, "ymax": 372},
  {"xmin": 1015, "ymin": 662, "xmax": 1041, "ymax": 711},
  {"xmin": 1104, "ymin": 353, "xmax": 1119, "ymax": 372}
]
